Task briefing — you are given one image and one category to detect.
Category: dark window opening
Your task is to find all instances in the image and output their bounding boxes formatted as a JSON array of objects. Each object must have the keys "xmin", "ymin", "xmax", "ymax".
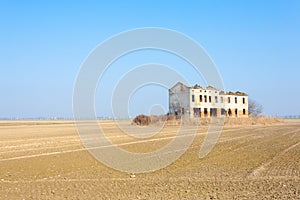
[
  {"xmin": 192, "ymin": 95, "xmax": 195, "ymax": 102},
  {"xmin": 210, "ymin": 108, "xmax": 217, "ymax": 117},
  {"xmin": 235, "ymin": 109, "xmax": 238, "ymax": 116},
  {"xmin": 215, "ymin": 96, "xmax": 218, "ymax": 103},
  {"xmin": 204, "ymin": 95, "xmax": 207, "ymax": 103},
  {"xmin": 204, "ymin": 108, "xmax": 208, "ymax": 117},
  {"xmin": 228, "ymin": 97, "xmax": 231, "ymax": 103},
  {"xmin": 243, "ymin": 98, "xmax": 245, "ymax": 104},
  {"xmin": 235, "ymin": 97, "xmax": 238, "ymax": 104},
  {"xmin": 200, "ymin": 95, "xmax": 203, "ymax": 102},
  {"xmin": 228, "ymin": 109, "xmax": 232, "ymax": 116},
  {"xmin": 209, "ymin": 96, "xmax": 212, "ymax": 103},
  {"xmin": 243, "ymin": 109, "xmax": 246, "ymax": 115},
  {"xmin": 221, "ymin": 108, "xmax": 226, "ymax": 115},
  {"xmin": 193, "ymin": 108, "xmax": 201, "ymax": 117}
]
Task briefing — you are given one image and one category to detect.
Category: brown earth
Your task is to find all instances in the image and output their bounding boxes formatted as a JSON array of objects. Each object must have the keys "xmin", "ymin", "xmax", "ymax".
[{"xmin": 0, "ymin": 120, "xmax": 299, "ymax": 199}]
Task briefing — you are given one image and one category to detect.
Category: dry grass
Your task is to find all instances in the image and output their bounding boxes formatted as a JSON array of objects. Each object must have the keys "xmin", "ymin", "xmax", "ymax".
[
  {"xmin": 224, "ymin": 116, "xmax": 284, "ymax": 126},
  {"xmin": 146, "ymin": 116, "xmax": 284, "ymax": 127}
]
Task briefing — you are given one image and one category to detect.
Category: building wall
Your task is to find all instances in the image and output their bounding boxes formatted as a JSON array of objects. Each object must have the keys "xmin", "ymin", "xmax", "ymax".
[
  {"xmin": 169, "ymin": 83, "xmax": 190, "ymax": 116},
  {"xmin": 169, "ymin": 83, "xmax": 248, "ymax": 118},
  {"xmin": 223, "ymin": 94, "xmax": 248, "ymax": 117}
]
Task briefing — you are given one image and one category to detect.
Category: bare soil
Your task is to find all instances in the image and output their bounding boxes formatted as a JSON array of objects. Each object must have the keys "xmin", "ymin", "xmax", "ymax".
[{"xmin": 0, "ymin": 120, "xmax": 299, "ymax": 199}]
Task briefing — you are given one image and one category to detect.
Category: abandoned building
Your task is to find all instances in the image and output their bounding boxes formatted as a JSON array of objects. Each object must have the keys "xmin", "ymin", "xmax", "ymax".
[{"xmin": 169, "ymin": 82, "xmax": 248, "ymax": 118}]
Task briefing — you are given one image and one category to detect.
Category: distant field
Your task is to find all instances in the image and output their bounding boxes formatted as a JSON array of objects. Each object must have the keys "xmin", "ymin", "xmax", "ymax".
[{"xmin": 0, "ymin": 120, "xmax": 299, "ymax": 199}]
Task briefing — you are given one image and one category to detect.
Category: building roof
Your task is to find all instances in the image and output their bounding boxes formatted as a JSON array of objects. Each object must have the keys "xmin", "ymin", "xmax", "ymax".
[
  {"xmin": 170, "ymin": 82, "xmax": 248, "ymax": 96},
  {"xmin": 191, "ymin": 84, "xmax": 204, "ymax": 89},
  {"xmin": 231, "ymin": 91, "xmax": 248, "ymax": 96},
  {"xmin": 206, "ymin": 85, "xmax": 218, "ymax": 90}
]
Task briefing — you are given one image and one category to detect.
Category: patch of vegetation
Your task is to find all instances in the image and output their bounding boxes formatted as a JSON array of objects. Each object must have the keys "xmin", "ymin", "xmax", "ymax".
[{"xmin": 132, "ymin": 114, "xmax": 151, "ymax": 126}]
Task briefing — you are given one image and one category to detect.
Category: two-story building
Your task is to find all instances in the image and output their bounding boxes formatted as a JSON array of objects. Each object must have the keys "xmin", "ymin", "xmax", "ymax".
[{"xmin": 169, "ymin": 82, "xmax": 248, "ymax": 118}]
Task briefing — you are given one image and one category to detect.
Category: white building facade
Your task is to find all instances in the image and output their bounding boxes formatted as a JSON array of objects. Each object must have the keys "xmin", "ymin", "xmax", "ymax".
[{"xmin": 169, "ymin": 82, "xmax": 248, "ymax": 118}]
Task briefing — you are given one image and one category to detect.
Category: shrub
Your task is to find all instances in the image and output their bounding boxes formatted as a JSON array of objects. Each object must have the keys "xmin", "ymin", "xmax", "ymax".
[{"xmin": 132, "ymin": 114, "xmax": 151, "ymax": 126}]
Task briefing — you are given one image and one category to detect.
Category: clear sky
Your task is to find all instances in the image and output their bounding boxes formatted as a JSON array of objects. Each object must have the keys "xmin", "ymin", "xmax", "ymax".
[{"xmin": 0, "ymin": 1, "xmax": 299, "ymax": 118}]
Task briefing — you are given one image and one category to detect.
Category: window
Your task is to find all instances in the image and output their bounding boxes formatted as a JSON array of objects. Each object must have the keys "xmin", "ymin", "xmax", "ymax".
[
  {"xmin": 243, "ymin": 109, "xmax": 246, "ymax": 115},
  {"xmin": 243, "ymin": 97, "xmax": 245, "ymax": 104},
  {"xmin": 200, "ymin": 95, "xmax": 203, "ymax": 102},
  {"xmin": 204, "ymin": 108, "xmax": 208, "ymax": 117},
  {"xmin": 193, "ymin": 108, "xmax": 201, "ymax": 117},
  {"xmin": 192, "ymin": 95, "xmax": 195, "ymax": 102},
  {"xmin": 235, "ymin": 109, "xmax": 238, "ymax": 116},
  {"xmin": 221, "ymin": 108, "xmax": 226, "ymax": 115},
  {"xmin": 228, "ymin": 97, "xmax": 231, "ymax": 103},
  {"xmin": 220, "ymin": 97, "xmax": 224, "ymax": 103},
  {"xmin": 209, "ymin": 96, "xmax": 212, "ymax": 103},
  {"xmin": 210, "ymin": 108, "xmax": 217, "ymax": 117},
  {"xmin": 228, "ymin": 109, "xmax": 232, "ymax": 116},
  {"xmin": 204, "ymin": 95, "xmax": 207, "ymax": 103},
  {"xmin": 215, "ymin": 96, "xmax": 218, "ymax": 103},
  {"xmin": 235, "ymin": 97, "xmax": 238, "ymax": 104}
]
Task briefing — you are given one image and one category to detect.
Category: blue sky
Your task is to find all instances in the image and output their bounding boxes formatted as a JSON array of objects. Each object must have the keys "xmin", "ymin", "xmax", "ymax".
[{"xmin": 0, "ymin": 1, "xmax": 299, "ymax": 118}]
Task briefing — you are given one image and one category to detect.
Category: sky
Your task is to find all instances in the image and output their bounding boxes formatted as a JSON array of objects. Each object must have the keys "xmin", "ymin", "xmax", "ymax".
[{"xmin": 0, "ymin": 0, "xmax": 299, "ymax": 118}]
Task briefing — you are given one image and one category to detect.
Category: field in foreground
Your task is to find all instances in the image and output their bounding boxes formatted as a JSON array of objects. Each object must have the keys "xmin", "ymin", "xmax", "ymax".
[{"xmin": 0, "ymin": 120, "xmax": 299, "ymax": 199}]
